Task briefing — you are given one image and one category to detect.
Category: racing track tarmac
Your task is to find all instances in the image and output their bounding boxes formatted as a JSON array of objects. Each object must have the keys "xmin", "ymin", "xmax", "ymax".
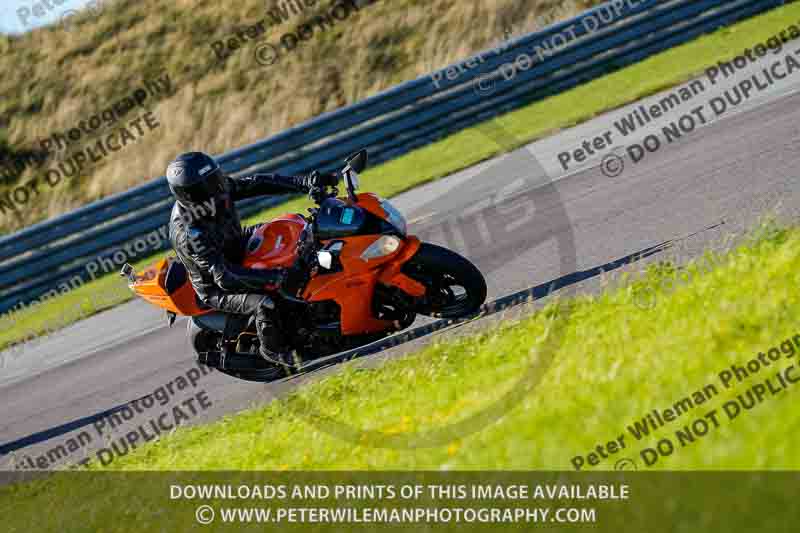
[{"xmin": 1, "ymin": 67, "xmax": 799, "ymax": 470}]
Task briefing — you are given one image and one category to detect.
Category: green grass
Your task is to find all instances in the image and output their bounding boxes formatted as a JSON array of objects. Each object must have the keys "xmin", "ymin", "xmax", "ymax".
[
  {"xmin": 2, "ymin": 1, "xmax": 798, "ymax": 353},
  {"xmin": 2, "ymin": 221, "xmax": 800, "ymax": 531}
]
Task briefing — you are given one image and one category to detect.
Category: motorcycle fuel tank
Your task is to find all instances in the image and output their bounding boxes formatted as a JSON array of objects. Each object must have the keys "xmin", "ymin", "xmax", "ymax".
[{"xmin": 242, "ymin": 214, "xmax": 308, "ymax": 270}]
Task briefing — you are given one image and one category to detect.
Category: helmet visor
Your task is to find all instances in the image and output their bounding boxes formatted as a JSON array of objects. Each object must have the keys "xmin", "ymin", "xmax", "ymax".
[{"xmin": 173, "ymin": 169, "xmax": 227, "ymax": 205}]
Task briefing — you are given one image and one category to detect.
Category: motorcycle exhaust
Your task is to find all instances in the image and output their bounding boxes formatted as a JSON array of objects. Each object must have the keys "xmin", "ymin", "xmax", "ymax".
[
  {"xmin": 120, "ymin": 263, "xmax": 136, "ymax": 283},
  {"xmin": 197, "ymin": 350, "xmax": 270, "ymax": 371}
]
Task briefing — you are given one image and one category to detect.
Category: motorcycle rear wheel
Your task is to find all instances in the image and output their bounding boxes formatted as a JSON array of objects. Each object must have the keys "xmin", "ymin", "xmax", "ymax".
[{"xmin": 402, "ymin": 242, "xmax": 487, "ymax": 319}]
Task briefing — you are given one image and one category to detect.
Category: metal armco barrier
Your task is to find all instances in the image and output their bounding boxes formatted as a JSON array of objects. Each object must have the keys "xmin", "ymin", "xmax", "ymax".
[{"xmin": 0, "ymin": 0, "xmax": 787, "ymax": 314}]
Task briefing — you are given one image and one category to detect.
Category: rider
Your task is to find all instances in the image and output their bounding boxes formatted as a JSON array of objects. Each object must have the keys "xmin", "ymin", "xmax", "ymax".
[{"xmin": 166, "ymin": 151, "xmax": 338, "ymax": 364}]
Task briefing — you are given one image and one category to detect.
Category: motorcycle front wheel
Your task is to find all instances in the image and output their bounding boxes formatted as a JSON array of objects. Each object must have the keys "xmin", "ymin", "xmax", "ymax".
[{"xmin": 402, "ymin": 242, "xmax": 487, "ymax": 319}]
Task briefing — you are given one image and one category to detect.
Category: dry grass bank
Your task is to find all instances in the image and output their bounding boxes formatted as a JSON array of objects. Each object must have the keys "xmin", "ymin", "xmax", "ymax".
[{"xmin": 0, "ymin": 0, "xmax": 600, "ymax": 233}]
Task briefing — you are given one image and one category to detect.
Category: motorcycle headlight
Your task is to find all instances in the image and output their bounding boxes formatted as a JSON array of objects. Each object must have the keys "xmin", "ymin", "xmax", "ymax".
[
  {"xmin": 361, "ymin": 236, "xmax": 401, "ymax": 261},
  {"xmin": 381, "ymin": 200, "xmax": 407, "ymax": 236}
]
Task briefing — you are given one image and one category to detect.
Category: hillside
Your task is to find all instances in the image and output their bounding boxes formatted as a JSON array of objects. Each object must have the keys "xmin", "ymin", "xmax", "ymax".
[{"xmin": 0, "ymin": 0, "xmax": 600, "ymax": 233}]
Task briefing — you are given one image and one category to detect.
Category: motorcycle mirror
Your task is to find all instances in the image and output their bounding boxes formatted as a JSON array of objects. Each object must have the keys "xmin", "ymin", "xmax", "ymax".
[
  {"xmin": 317, "ymin": 251, "xmax": 333, "ymax": 270},
  {"xmin": 343, "ymin": 169, "xmax": 359, "ymax": 202},
  {"xmin": 344, "ymin": 149, "xmax": 368, "ymax": 174}
]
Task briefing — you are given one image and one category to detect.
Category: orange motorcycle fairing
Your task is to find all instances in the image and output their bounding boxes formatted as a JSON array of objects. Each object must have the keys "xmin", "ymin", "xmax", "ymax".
[
  {"xmin": 127, "ymin": 257, "xmax": 210, "ymax": 316},
  {"xmin": 302, "ymin": 235, "xmax": 423, "ymax": 336},
  {"xmin": 345, "ymin": 194, "xmax": 425, "ymax": 295},
  {"xmin": 242, "ymin": 214, "xmax": 308, "ymax": 269}
]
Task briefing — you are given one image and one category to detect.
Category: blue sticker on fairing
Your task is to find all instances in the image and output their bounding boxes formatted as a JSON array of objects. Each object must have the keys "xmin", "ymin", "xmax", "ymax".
[{"xmin": 340, "ymin": 208, "xmax": 354, "ymax": 224}]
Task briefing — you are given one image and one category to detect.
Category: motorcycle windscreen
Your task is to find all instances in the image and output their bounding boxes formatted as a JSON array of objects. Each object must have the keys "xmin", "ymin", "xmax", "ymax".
[{"xmin": 315, "ymin": 198, "xmax": 368, "ymax": 240}]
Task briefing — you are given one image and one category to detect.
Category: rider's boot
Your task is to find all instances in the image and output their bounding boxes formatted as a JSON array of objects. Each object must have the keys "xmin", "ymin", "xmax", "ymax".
[{"xmin": 255, "ymin": 298, "xmax": 299, "ymax": 374}]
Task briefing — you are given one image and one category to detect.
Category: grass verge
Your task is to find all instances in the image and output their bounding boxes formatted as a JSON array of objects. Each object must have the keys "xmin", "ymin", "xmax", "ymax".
[
  {"xmin": 2, "ymin": 1, "xmax": 798, "ymax": 354},
  {"xmin": 2, "ymin": 220, "xmax": 800, "ymax": 530}
]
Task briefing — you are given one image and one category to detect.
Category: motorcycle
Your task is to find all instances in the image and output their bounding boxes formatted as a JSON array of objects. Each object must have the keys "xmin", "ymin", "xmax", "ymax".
[{"xmin": 121, "ymin": 150, "xmax": 487, "ymax": 382}]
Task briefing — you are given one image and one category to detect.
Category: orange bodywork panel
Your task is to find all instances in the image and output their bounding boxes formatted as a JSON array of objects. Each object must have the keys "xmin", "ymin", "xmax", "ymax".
[
  {"xmin": 128, "ymin": 257, "xmax": 209, "ymax": 316},
  {"xmin": 302, "ymin": 235, "xmax": 424, "ymax": 335}
]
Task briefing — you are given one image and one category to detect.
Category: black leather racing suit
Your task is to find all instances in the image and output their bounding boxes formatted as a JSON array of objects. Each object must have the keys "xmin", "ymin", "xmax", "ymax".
[{"xmin": 169, "ymin": 172, "xmax": 314, "ymax": 354}]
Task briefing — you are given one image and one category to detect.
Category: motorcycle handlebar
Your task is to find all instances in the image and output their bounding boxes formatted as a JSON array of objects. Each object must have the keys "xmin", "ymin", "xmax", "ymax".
[{"xmin": 308, "ymin": 168, "xmax": 344, "ymax": 205}]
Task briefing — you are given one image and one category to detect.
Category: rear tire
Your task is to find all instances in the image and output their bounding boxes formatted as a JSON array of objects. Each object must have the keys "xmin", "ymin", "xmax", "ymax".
[
  {"xmin": 402, "ymin": 243, "xmax": 486, "ymax": 319},
  {"xmin": 217, "ymin": 366, "xmax": 287, "ymax": 383}
]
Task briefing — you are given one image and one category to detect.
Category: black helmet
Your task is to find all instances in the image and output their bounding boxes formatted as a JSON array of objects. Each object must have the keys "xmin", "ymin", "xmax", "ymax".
[{"xmin": 166, "ymin": 152, "xmax": 226, "ymax": 206}]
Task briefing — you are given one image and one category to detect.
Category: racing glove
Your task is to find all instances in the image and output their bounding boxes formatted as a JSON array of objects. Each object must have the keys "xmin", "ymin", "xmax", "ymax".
[{"xmin": 307, "ymin": 170, "xmax": 339, "ymax": 188}]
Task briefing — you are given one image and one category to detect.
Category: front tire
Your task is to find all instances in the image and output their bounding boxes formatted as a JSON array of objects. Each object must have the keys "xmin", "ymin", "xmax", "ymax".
[{"xmin": 402, "ymin": 243, "xmax": 487, "ymax": 319}]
